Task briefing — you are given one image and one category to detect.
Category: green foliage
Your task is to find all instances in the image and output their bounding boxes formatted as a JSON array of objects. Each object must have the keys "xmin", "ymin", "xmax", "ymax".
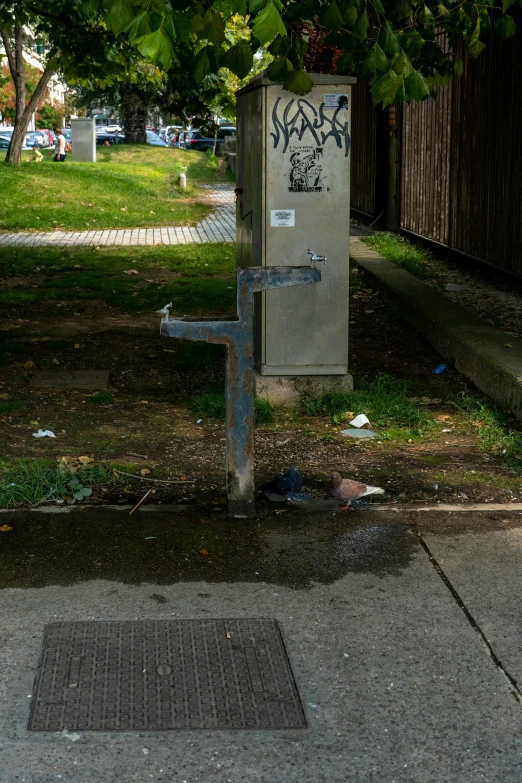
[
  {"xmin": 457, "ymin": 395, "xmax": 522, "ymax": 470},
  {"xmin": 363, "ymin": 232, "xmax": 439, "ymax": 280},
  {"xmin": 87, "ymin": 391, "xmax": 114, "ymax": 404},
  {"xmin": 191, "ymin": 392, "xmax": 276, "ymax": 423},
  {"xmin": 0, "ymin": 459, "xmax": 119, "ymax": 507},
  {"xmin": 302, "ymin": 373, "xmax": 433, "ymax": 435},
  {"xmin": 0, "ymin": 145, "xmax": 221, "ymax": 232}
]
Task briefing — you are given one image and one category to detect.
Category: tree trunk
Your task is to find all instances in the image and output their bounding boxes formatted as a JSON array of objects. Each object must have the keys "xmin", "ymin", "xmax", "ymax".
[
  {"xmin": 4, "ymin": 63, "xmax": 56, "ymax": 165},
  {"xmin": 14, "ymin": 26, "xmax": 26, "ymax": 123},
  {"xmin": 121, "ymin": 86, "xmax": 148, "ymax": 144}
]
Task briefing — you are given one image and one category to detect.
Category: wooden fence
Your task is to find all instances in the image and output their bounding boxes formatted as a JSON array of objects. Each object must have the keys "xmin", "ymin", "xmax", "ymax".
[{"xmin": 351, "ymin": 12, "xmax": 522, "ymax": 277}]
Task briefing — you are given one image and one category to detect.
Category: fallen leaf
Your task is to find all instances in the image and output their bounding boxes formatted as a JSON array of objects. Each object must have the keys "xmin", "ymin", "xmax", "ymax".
[
  {"xmin": 0, "ymin": 394, "xmax": 9, "ymax": 400},
  {"xmin": 180, "ymin": 475, "xmax": 187, "ymax": 481},
  {"xmin": 29, "ymin": 419, "xmax": 39, "ymax": 426},
  {"xmin": 435, "ymin": 414, "xmax": 451, "ymax": 422},
  {"xmin": 199, "ymin": 548, "xmax": 209, "ymax": 557},
  {"xmin": 120, "ymin": 207, "xmax": 127, "ymax": 212},
  {"xmin": 504, "ymin": 343, "xmax": 513, "ymax": 348},
  {"xmin": 472, "ymin": 421, "xmax": 485, "ymax": 428},
  {"xmin": 140, "ymin": 468, "xmax": 151, "ymax": 476},
  {"xmin": 149, "ymin": 210, "xmax": 155, "ymax": 214},
  {"xmin": 226, "ymin": 632, "xmax": 231, "ymax": 639},
  {"xmin": 78, "ymin": 456, "xmax": 93, "ymax": 465},
  {"xmin": 139, "ymin": 400, "xmax": 149, "ymax": 405},
  {"xmin": 124, "ymin": 269, "xmax": 139, "ymax": 276},
  {"xmin": 0, "ymin": 525, "xmax": 13, "ymax": 532},
  {"xmin": 74, "ymin": 343, "xmax": 80, "ymax": 349},
  {"xmin": 24, "ymin": 360, "xmax": 35, "ymax": 370},
  {"xmin": 51, "ymin": 358, "xmax": 60, "ymax": 366}
]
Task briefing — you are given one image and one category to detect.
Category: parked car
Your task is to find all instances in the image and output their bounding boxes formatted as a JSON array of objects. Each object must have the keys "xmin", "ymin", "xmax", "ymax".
[
  {"xmin": 0, "ymin": 135, "xmax": 32, "ymax": 151},
  {"xmin": 183, "ymin": 126, "xmax": 236, "ymax": 154},
  {"xmin": 26, "ymin": 131, "xmax": 49, "ymax": 148},
  {"xmin": 96, "ymin": 132, "xmax": 124, "ymax": 145},
  {"xmin": 146, "ymin": 130, "xmax": 168, "ymax": 147}
]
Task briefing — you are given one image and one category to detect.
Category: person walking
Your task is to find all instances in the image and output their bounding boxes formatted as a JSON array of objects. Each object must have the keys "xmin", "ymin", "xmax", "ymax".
[{"xmin": 49, "ymin": 127, "xmax": 67, "ymax": 162}]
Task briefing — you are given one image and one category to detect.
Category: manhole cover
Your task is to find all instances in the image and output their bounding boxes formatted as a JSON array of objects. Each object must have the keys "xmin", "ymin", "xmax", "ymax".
[
  {"xmin": 28, "ymin": 620, "xmax": 306, "ymax": 731},
  {"xmin": 30, "ymin": 370, "xmax": 112, "ymax": 390}
]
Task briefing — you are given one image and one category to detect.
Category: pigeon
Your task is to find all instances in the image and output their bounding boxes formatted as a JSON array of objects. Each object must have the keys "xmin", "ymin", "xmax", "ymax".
[
  {"xmin": 259, "ymin": 465, "xmax": 303, "ymax": 496},
  {"xmin": 329, "ymin": 471, "xmax": 384, "ymax": 510}
]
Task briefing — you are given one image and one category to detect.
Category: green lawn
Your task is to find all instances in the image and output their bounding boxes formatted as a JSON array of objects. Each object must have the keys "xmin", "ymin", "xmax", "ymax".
[
  {"xmin": 0, "ymin": 244, "xmax": 236, "ymax": 314},
  {"xmin": 0, "ymin": 145, "xmax": 226, "ymax": 232}
]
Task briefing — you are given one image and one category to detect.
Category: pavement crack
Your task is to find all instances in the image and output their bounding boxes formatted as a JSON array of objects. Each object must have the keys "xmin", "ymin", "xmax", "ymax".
[{"xmin": 417, "ymin": 532, "xmax": 522, "ymax": 707}]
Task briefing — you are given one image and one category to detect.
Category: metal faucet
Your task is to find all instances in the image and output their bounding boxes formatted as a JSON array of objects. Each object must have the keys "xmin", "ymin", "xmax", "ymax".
[{"xmin": 308, "ymin": 249, "xmax": 327, "ymax": 266}]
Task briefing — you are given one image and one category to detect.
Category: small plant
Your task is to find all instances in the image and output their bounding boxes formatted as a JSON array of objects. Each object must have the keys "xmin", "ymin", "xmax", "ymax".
[
  {"xmin": 254, "ymin": 397, "xmax": 275, "ymax": 424},
  {"xmin": 363, "ymin": 232, "xmax": 439, "ymax": 281},
  {"xmin": 302, "ymin": 373, "xmax": 433, "ymax": 434},
  {"xmin": 205, "ymin": 149, "xmax": 219, "ymax": 170},
  {"xmin": 86, "ymin": 391, "xmax": 114, "ymax": 405},
  {"xmin": 0, "ymin": 458, "xmax": 122, "ymax": 507},
  {"xmin": 191, "ymin": 391, "xmax": 276, "ymax": 423},
  {"xmin": 457, "ymin": 394, "xmax": 522, "ymax": 470},
  {"xmin": 191, "ymin": 391, "xmax": 226, "ymax": 418},
  {"xmin": 0, "ymin": 400, "xmax": 25, "ymax": 414}
]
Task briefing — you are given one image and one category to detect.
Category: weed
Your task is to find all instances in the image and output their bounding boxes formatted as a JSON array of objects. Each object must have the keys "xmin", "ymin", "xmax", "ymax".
[
  {"xmin": 87, "ymin": 391, "xmax": 114, "ymax": 405},
  {"xmin": 191, "ymin": 391, "xmax": 276, "ymax": 423},
  {"xmin": 0, "ymin": 459, "xmax": 121, "ymax": 507},
  {"xmin": 457, "ymin": 394, "xmax": 522, "ymax": 470},
  {"xmin": 363, "ymin": 233, "xmax": 439, "ymax": 281},
  {"xmin": 254, "ymin": 397, "xmax": 276, "ymax": 424},
  {"xmin": 302, "ymin": 373, "xmax": 433, "ymax": 434},
  {"xmin": 0, "ymin": 401, "xmax": 25, "ymax": 414},
  {"xmin": 191, "ymin": 391, "xmax": 226, "ymax": 419}
]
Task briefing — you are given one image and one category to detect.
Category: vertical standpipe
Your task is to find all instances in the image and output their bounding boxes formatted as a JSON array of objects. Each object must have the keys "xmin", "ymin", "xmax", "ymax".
[{"xmin": 160, "ymin": 266, "xmax": 320, "ymax": 516}]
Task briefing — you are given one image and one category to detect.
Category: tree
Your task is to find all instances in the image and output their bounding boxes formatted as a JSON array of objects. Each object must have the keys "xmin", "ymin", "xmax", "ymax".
[
  {"xmin": 99, "ymin": 0, "xmax": 518, "ymax": 105},
  {"xmin": 0, "ymin": 23, "xmax": 57, "ymax": 162}
]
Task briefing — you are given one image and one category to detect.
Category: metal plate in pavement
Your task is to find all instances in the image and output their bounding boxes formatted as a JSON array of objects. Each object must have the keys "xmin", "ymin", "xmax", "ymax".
[{"xmin": 28, "ymin": 619, "xmax": 306, "ymax": 731}]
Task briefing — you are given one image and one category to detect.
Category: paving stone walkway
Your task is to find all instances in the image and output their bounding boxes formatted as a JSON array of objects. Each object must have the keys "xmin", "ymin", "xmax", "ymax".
[{"xmin": 0, "ymin": 183, "xmax": 236, "ymax": 248}]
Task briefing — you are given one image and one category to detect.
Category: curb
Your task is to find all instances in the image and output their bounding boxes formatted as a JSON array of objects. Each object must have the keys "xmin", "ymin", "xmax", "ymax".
[{"xmin": 350, "ymin": 237, "xmax": 522, "ymax": 420}]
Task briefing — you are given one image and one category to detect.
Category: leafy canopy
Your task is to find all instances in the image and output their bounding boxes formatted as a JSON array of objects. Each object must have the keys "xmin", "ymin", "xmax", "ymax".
[{"xmin": 93, "ymin": 0, "xmax": 519, "ymax": 105}]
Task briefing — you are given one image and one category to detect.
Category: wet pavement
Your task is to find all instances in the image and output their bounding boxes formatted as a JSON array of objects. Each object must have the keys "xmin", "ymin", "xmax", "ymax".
[{"xmin": 2, "ymin": 508, "xmax": 522, "ymax": 782}]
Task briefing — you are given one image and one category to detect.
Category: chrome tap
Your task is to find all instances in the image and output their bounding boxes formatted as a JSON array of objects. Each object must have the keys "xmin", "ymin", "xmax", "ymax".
[{"xmin": 308, "ymin": 249, "xmax": 327, "ymax": 266}]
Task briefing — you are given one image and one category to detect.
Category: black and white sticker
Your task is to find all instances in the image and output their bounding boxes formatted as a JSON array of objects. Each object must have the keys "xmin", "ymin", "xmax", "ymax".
[
  {"xmin": 324, "ymin": 93, "xmax": 349, "ymax": 110},
  {"xmin": 270, "ymin": 209, "xmax": 295, "ymax": 227}
]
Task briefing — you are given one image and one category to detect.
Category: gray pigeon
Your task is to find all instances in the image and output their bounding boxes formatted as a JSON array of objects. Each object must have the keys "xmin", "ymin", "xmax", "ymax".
[
  {"xmin": 260, "ymin": 465, "xmax": 303, "ymax": 496},
  {"xmin": 329, "ymin": 471, "xmax": 384, "ymax": 509}
]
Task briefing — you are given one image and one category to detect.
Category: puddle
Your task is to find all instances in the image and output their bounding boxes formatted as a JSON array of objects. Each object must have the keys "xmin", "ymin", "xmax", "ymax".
[{"xmin": 0, "ymin": 511, "xmax": 417, "ymax": 589}]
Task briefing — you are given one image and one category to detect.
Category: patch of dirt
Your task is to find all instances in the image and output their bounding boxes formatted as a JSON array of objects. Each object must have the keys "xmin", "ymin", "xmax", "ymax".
[{"xmin": 1, "ymin": 274, "xmax": 520, "ymax": 510}]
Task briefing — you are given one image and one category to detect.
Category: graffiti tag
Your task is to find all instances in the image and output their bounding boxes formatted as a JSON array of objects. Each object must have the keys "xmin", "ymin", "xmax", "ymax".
[{"xmin": 270, "ymin": 98, "xmax": 351, "ymax": 157}]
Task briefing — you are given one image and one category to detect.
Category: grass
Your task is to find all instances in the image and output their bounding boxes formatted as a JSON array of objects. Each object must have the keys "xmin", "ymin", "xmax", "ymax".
[
  {"xmin": 87, "ymin": 391, "xmax": 114, "ymax": 405},
  {"xmin": 0, "ymin": 458, "xmax": 122, "ymax": 506},
  {"xmin": 457, "ymin": 394, "xmax": 522, "ymax": 470},
  {"xmin": 0, "ymin": 243, "xmax": 236, "ymax": 314},
  {"xmin": 0, "ymin": 144, "xmax": 226, "ymax": 232},
  {"xmin": 363, "ymin": 232, "xmax": 439, "ymax": 281},
  {"xmin": 191, "ymin": 391, "xmax": 276, "ymax": 424},
  {"xmin": 302, "ymin": 373, "xmax": 433, "ymax": 436}
]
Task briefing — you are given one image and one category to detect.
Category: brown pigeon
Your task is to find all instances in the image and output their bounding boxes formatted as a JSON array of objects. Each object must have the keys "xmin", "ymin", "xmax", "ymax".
[{"xmin": 329, "ymin": 471, "xmax": 384, "ymax": 510}]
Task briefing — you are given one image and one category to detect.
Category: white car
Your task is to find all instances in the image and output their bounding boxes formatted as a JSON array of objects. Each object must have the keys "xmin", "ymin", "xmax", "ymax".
[{"xmin": 105, "ymin": 124, "xmax": 123, "ymax": 133}]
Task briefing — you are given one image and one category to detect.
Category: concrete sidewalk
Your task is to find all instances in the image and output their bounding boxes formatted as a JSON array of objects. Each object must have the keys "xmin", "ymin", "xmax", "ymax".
[
  {"xmin": 1, "ymin": 508, "xmax": 522, "ymax": 782},
  {"xmin": 350, "ymin": 237, "xmax": 522, "ymax": 420},
  {"xmin": 0, "ymin": 184, "xmax": 236, "ymax": 248}
]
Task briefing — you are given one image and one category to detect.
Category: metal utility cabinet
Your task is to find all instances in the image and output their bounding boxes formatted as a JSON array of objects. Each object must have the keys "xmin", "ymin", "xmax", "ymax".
[
  {"xmin": 71, "ymin": 118, "xmax": 96, "ymax": 163},
  {"xmin": 236, "ymin": 73, "xmax": 356, "ymax": 379}
]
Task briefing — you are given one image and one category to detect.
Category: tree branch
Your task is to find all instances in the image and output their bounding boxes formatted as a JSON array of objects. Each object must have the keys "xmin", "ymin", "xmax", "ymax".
[{"xmin": 0, "ymin": 29, "xmax": 16, "ymax": 76}]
